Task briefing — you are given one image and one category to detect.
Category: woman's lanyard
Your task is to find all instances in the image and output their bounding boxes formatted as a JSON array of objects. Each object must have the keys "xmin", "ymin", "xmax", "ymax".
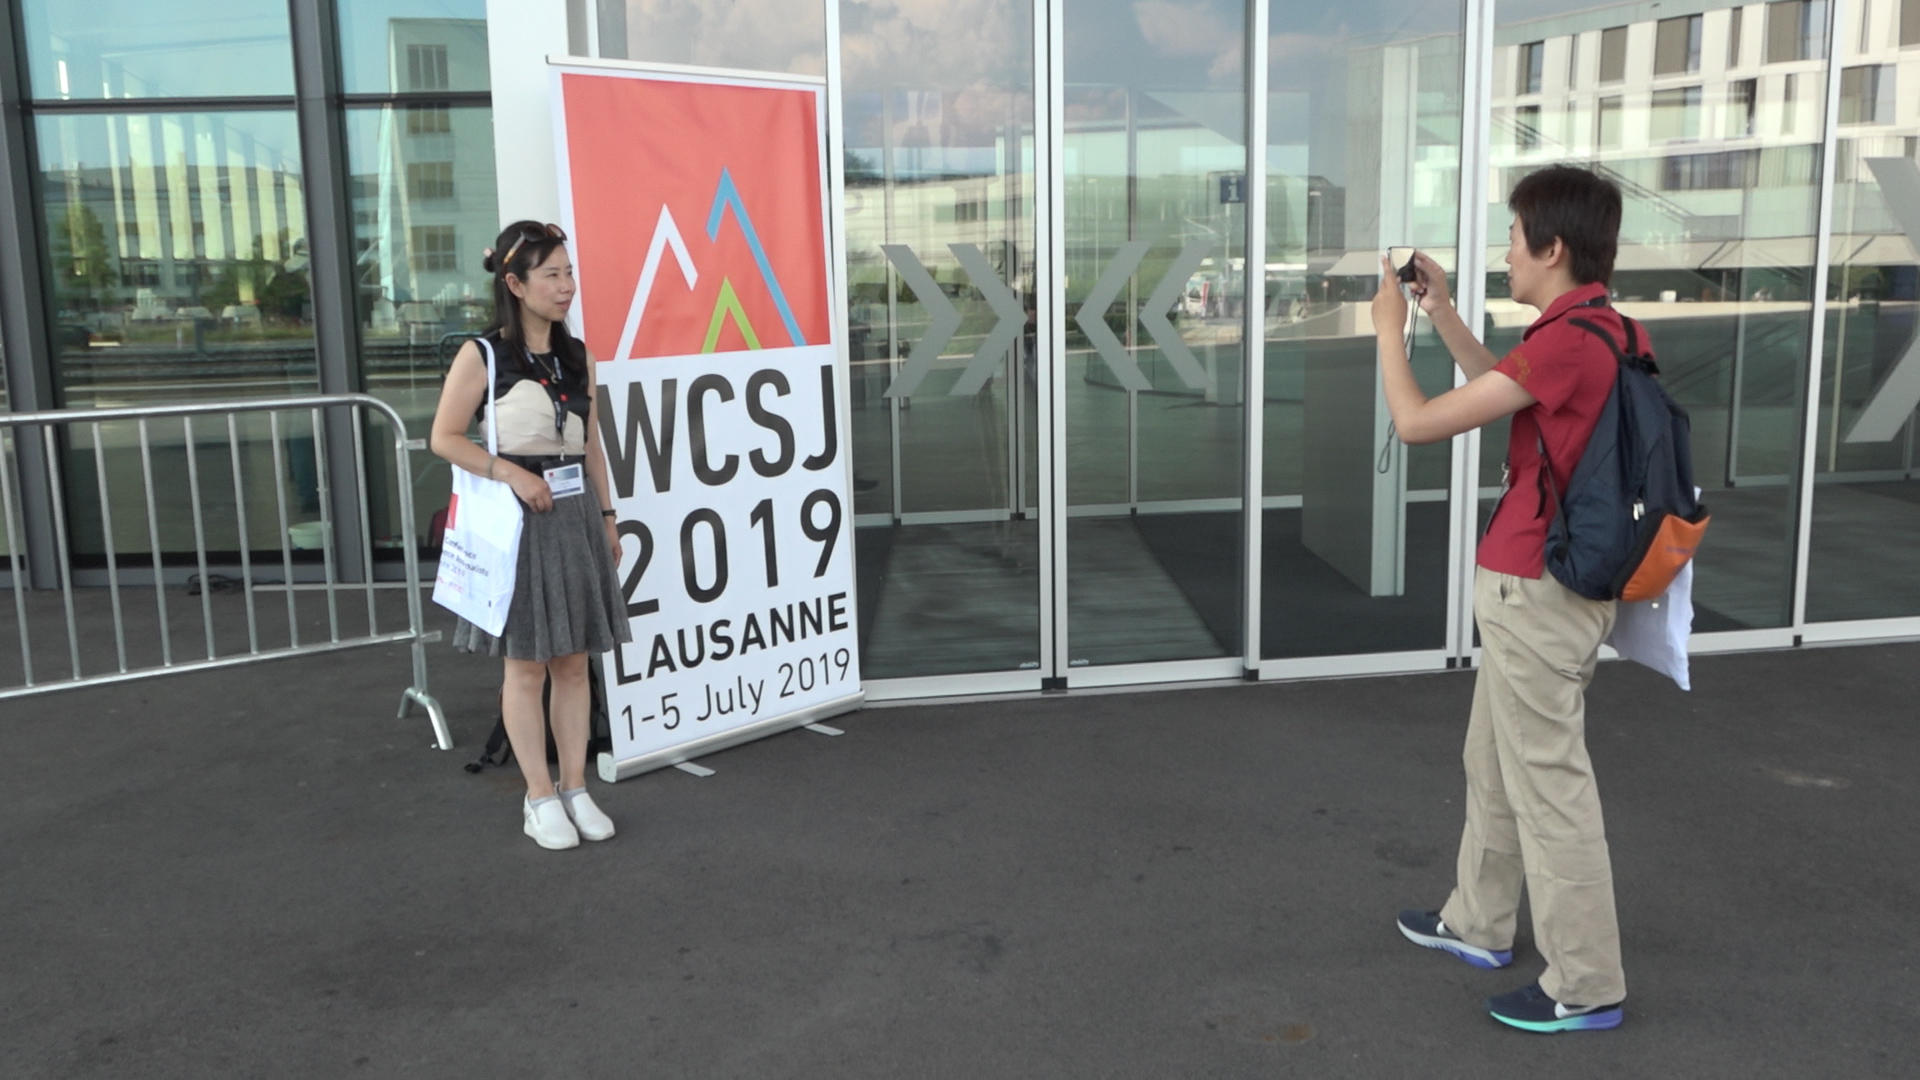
[{"xmin": 525, "ymin": 347, "xmax": 571, "ymax": 440}]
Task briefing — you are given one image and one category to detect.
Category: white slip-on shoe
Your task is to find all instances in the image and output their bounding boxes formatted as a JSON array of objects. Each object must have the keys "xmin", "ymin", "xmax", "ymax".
[
  {"xmin": 523, "ymin": 795, "xmax": 580, "ymax": 850},
  {"xmin": 560, "ymin": 788, "xmax": 615, "ymax": 842}
]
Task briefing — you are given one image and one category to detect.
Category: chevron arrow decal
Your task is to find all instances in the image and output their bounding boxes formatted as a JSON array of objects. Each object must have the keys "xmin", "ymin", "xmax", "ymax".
[
  {"xmin": 1075, "ymin": 239, "xmax": 1153, "ymax": 391},
  {"xmin": 1844, "ymin": 157, "xmax": 1920, "ymax": 445},
  {"xmin": 1138, "ymin": 239, "xmax": 1215, "ymax": 392},
  {"xmin": 880, "ymin": 244, "xmax": 963, "ymax": 398},
  {"xmin": 948, "ymin": 244, "xmax": 1028, "ymax": 395}
]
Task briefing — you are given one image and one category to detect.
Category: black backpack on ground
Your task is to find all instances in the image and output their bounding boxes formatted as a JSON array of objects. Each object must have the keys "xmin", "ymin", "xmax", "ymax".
[
  {"xmin": 1537, "ymin": 311, "xmax": 1711, "ymax": 603},
  {"xmin": 464, "ymin": 655, "xmax": 613, "ymax": 772}
]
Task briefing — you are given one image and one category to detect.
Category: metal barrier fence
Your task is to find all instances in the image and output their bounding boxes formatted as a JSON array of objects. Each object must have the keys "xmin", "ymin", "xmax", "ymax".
[{"xmin": 1, "ymin": 394, "xmax": 448, "ymax": 748}]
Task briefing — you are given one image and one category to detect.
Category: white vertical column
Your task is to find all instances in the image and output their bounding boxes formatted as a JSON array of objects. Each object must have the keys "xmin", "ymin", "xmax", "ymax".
[
  {"xmin": 1792, "ymin": 0, "xmax": 1851, "ymax": 635},
  {"xmin": 161, "ymin": 117, "xmax": 193, "ymax": 273},
  {"xmin": 1242, "ymin": 0, "xmax": 1269, "ymax": 673},
  {"xmin": 486, "ymin": 0, "xmax": 572, "ymax": 224},
  {"xmin": 1039, "ymin": 0, "xmax": 1068, "ymax": 685},
  {"xmin": 1453, "ymin": 0, "xmax": 1495, "ymax": 662},
  {"xmin": 824, "ymin": 0, "xmax": 860, "ymax": 583},
  {"xmin": 195, "ymin": 119, "xmax": 227, "ymax": 262},
  {"xmin": 226, "ymin": 138, "xmax": 257, "ymax": 288}
]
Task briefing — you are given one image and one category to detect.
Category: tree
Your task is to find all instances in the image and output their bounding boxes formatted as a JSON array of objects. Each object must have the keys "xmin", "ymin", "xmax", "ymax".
[{"xmin": 50, "ymin": 204, "xmax": 119, "ymax": 306}]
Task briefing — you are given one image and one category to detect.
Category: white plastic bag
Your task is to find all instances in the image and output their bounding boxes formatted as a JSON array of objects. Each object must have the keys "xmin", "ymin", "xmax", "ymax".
[
  {"xmin": 431, "ymin": 339, "xmax": 523, "ymax": 636},
  {"xmin": 1605, "ymin": 557, "xmax": 1694, "ymax": 691}
]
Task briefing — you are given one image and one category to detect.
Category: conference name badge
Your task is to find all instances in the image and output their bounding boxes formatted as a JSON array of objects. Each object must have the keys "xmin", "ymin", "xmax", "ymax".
[{"xmin": 544, "ymin": 462, "xmax": 585, "ymax": 499}]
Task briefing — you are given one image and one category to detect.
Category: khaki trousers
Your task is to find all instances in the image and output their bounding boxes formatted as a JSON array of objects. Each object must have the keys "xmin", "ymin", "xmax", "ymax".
[{"xmin": 1439, "ymin": 568, "xmax": 1626, "ymax": 1006}]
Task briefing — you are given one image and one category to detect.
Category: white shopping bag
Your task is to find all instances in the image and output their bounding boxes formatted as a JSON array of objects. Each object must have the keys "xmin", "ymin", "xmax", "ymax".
[
  {"xmin": 432, "ymin": 339, "xmax": 523, "ymax": 636},
  {"xmin": 1605, "ymin": 557, "xmax": 1694, "ymax": 691}
]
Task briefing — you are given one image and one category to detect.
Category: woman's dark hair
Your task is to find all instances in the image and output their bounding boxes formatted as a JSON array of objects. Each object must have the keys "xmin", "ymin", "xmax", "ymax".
[
  {"xmin": 1507, "ymin": 166, "xmax": 1622, "ymax": 286},
  {"xmin": 482, "ymin": 220, "xmax": 585, "ymax": 378}
]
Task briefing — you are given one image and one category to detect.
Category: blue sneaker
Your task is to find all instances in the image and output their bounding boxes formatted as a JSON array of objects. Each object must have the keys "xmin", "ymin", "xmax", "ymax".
[
  {"xmin": 1487, "ymin": 982, "xmax": 1624, "ymax": 1033},
  {"xmin": 1396, "ymin": 910, "xmax": 1513, "ymax": 970}
]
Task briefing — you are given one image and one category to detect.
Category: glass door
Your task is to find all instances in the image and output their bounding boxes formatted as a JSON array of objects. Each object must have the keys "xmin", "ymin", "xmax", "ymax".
[
  {"xmin": 842, "ymin": 1, "xmax": 1046, "ymax": 685},
  {"xmin": 1058, "ymin": 0, "xmax": 1248, "ymax": 673},
  {"xmin": 844, "ymin": 0, "xmax": 1253, "ymax": 692}
]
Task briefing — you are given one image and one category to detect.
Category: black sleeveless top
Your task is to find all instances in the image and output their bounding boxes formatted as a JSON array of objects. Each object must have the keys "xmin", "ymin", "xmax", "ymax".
[{"xmin": 474, "ymin": 329, "xmax": 591, "ymax": 430}]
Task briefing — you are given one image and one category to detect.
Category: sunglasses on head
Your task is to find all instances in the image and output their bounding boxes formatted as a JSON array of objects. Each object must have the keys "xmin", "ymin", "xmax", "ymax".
[{"xmin": 500, "ymin": 222, "xmax": 567, "ymax": 272}]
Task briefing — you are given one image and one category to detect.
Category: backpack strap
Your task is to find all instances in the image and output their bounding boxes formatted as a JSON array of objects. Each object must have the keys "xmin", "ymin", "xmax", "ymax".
[
  {"xmin": 1531, "ymin": 315, "xmax": 1621, "ymax": 524},
  {"xmin": 1570, "ymin": 313, "xmax": 1661, "ymax": 377},
  {"xmin": 1535, "ymin": 429, "xmax": 1561, "ymax": 523},
  {"xmin": 1567, "ymin": 315, "xmax": 1626, "ymax": 360}
]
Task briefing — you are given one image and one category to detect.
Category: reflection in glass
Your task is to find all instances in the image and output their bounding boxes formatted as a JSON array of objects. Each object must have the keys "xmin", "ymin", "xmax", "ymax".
[
  {"xmin": 1487, "ymin": 0, "xmax": 1824, "ymax": 631},
  {"xmin": 20, "ymin": 0, "xmax": 294, "ymax": 100},
  {"xmin": 1064, "ymin": 0, "xmax": 1246, "ymax": 665},
  {"xmin": 840, "ymin": 1, "xmax": 1040, "ymax": 678},
  {"xmin": 345, "ymin": 105, "xmax": 499, "ymax": 557},
  {"xmin": 37, "ymin": 111, "xmax": 315, "ymax": 557},
  {"xmin": 337, "ymin": 0, "xmax": 491, "ymax": 94},
  {"xmin": 1806, "ymin": 10, "xmax": 1920, "ymax": 622},
  {"xmin": 1260, "ymin": 3, "xmax": 1463, "ymax": 659},
  {"xmin": 587, "ymin": 0, "xmax": 825, "ymax": 74},
  {"xmin": 1, "ymin": 322, "xmax": 9, "ymax": 563}
]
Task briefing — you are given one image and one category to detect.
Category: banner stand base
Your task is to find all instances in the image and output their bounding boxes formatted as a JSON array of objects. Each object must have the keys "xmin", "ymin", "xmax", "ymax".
[{"xmin": 596, "ymin": 690, "xmax": 865, "ymax": 783}]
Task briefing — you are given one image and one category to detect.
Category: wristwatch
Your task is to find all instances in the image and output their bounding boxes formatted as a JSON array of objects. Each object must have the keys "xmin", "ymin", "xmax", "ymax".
[{"xmin": 601, "ymin": 509, "xmax": 617, "ymax": 519}]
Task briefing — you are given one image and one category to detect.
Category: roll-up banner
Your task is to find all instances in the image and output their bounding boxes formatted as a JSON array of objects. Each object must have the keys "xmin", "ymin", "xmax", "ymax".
[{"xmin": 549, "ymin": 59, "xmax": 862, "ymax": 782}]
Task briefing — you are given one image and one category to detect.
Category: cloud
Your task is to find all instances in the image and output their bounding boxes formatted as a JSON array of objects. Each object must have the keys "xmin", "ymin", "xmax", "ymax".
[
  {"xmin": 618, "ymin": 0, "xmax": 826, "ymax": 75},
  {"xmin": 1131, "ymin": 0, "xmax": 1242, "ymax": 82}
]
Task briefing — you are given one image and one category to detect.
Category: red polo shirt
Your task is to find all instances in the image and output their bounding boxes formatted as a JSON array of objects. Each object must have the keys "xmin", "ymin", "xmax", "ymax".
[{"xmin": 1477, "ymin": 282, "xmax": 1633, "ymax": 578}]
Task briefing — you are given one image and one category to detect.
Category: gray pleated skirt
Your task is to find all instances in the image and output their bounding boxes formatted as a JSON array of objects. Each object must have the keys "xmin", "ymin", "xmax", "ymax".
[{"xmin": 451, "ymin": 486, "xmax": 633, "ymax": 662}]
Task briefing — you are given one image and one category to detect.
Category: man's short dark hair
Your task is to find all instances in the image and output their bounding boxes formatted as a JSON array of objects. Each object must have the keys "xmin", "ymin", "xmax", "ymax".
[{"xmin": 1507, "ymin": 166, "xmax": 1622, "ymax": 285}]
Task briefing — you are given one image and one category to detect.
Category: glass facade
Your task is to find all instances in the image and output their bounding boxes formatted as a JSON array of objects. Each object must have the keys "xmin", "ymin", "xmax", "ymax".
[
  {"xmin": 1489, "ymin": 0, "xmax": 1828, "ymax": 633},
  {"xmin": 337, "ymin": 2, "xmax": 493, "ymax": 556},
  {"xmin": 1260, "ymin": 4, "xmax": 1463, "ymax": 660},
  {"xmin": 2, "ymin": 0, "xmax": 494, "ymax": 565},
  {"xmin": 19, "ymin": 0, "xmax": 295, "ymax": 100},
  {"xmin": 1808, "ymin": 0, "xmax": 1920, "ymax": 621},
  {"xmin": 1063, "ymin": 0, "xmax": 1247, "ymax": 665},
  {"xmin": 3, "ymin": 0, "xmax": 1917, "ymax": 697}
]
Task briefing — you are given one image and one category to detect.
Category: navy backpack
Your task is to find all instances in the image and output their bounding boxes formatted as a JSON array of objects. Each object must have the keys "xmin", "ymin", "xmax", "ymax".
[{"xmin": 1536, "ymin": 311, "xmax": 1710, "ymax": 603}]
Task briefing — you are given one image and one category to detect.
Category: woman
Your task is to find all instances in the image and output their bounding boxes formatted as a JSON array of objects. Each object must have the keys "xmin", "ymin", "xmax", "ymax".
[{"xmin": 430, "ymin": 220, "xmax": 632, "ymax": 851}]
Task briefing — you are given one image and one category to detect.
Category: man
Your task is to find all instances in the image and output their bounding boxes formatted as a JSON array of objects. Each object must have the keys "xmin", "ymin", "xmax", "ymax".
[{"xmin": 1371, "ymin": 166, "xmax": 1632, "ymax": 1033}]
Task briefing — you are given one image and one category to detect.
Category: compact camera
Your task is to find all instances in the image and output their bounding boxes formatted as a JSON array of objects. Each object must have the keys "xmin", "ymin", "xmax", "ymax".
[{"xmin": 1388, "ymin": 247, "xmax": 1420, "ymax": 284}]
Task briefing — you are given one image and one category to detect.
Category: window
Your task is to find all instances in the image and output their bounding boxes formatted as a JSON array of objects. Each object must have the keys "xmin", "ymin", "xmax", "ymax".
[
  {"xmin": 406, "ymin": 105, "xmax": 451, "ymax": 135},
  {"xmin": 1567, "ymin": 34, "xmax": 1579, "ymax": 87},
  {"xmin": 410, "ymin": 225, "xmax": 457, "ymax": 271},
  {"xmin": 1756, "ymin": 144, "xmax": 1819, "ymax": 185},
  {"xmin": 1782, "ymin": 73, "xmax": 1799, "ymax": 132},
  {"xmin": 1729, "ymin": 6, "xmax": 1744, "ymax": 66},
  {"xmin": 1655, "ymin": 15, "xmax": 1703, "ymax": 75},
  {"xmin": 1597, "ymin": 95, "xmax": 1623, "ymax": 149},
  {"xmin": 1518, "ymin": 41, "xmax": 1544, "ymax": 94},
  {"xmin": 1652, "ymin": 86, "xmax": 1703, "ymax": 141},
  {"xmin": 1904, "ymin": 0, "xmax": 1920, "ymax": 45},
  {"xmin": 1599, "ymin": 26, "xmax": 1628, "ymax": 82},
  {"xmin": 1516, "ymin": 104, "xmax": 1542, "ymax": 150},
  {"xmin": 1766, "ymin": 1, "xmax": 1825, "ymax": 63},
  {"xmin": 1728, "ymin": 78, "xmax": 1758, "ymax": 137},
  {"xmin": 1839, "ymin": 65, "xmax": 1896, "ymax": 125},
  {"xmin": 338, "ymin": 1, "xmax": 489, "ymax": 94},
  {"xmin": 1662, "ymin": 149, "xmax": 1759, "ymax": 190},
  {"xmin": 1861, "ymin": 0, "xmax": 1876, "ymax": 52},
  {"xmin": 406, "ymin": 161, "xmax": 455, "ymax": 199},
  {"xmin": 406, "ymin": 44, "xmax": 449, "ymax": 91},
  {"xmin": 19, "ymin": 0, "xmax": 294, "ymax": 99}
]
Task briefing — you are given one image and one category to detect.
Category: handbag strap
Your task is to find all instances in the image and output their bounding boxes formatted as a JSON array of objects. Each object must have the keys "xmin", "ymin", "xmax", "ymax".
[{"xmin": 475, "ymin": 336, "xmax": 500, "ymax": 456}]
